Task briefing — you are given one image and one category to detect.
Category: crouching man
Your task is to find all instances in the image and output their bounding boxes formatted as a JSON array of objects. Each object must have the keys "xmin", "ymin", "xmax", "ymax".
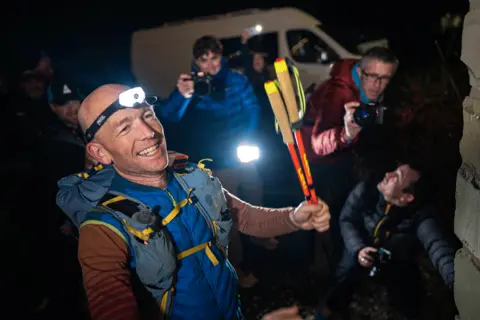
[{"xmin": 318, "ymin": 164, "xmax": 457, "ymax": 320}]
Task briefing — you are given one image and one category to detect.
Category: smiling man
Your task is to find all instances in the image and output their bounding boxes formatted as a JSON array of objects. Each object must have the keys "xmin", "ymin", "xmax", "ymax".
[{"xmin": 57, "ymin": 84, "xmax": 330, "ymax": 320}]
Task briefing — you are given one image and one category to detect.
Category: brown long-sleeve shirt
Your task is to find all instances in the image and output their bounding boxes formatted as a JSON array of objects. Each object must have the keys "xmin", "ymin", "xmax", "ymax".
[{"xmin": 78, "ymin": 189, "xmax": 298, "ymax": 320}]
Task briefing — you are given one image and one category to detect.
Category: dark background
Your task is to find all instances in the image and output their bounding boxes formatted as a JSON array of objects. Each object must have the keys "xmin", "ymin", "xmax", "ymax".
[{"xmin": 2, "ymin": 0, "xmax": 470, "ymax": 92}]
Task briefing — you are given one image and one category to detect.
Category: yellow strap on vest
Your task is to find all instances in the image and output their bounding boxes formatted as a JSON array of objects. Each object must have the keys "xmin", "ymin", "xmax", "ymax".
[
  {"xmin": 176, "ymin": 241, "xmax": 219, "ymax": 266},
  {"xmin": 77, "ymin": 172, "xmax": 90, "ymax": 179},
  {"xmin": 197, "ymin": 158, "xmax": 213, "ymax": 175},
  {"xmin": 102, "ymin": 195, "xmax": 126, "ymax": 206},
  {"xmin": 160, "ymin": 287, "xmax": 175, "ymax": 314},
  {"xmin": 121, "ymin": 220, "xmax": 155, "ymax": 242},
  {"xmin": 110, "ymin": 189, "xmax": 193, "ymax": 242},
  {"xmin": 161, "ymin": 189, "xmax": 193, "ymax": 226}
]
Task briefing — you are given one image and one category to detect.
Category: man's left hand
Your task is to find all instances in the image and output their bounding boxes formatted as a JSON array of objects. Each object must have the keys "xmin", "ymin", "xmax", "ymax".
[{"xmin": 290, "ymin": 200, "xmax": 330, "ymax": 232}]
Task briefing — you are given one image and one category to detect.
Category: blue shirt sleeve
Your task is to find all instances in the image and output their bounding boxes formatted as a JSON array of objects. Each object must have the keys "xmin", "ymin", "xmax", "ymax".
[
  {"xmin": 239, "ymin": 77, "xmax": 261, "ymax": 135},
  {"xmin": 155, "ymin": 88, "xmax": 192, "ymax": 122}
]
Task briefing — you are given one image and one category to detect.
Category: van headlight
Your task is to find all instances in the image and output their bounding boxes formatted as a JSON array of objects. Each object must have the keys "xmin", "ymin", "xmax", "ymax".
[{"xmin": 237, "ymin": 144, "xmax": 260, "ymax": 163}]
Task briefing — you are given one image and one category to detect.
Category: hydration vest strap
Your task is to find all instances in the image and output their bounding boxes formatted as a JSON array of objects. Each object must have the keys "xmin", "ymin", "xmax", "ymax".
[
  {"xmin": 76, "ymin": 164, "xmax": 104, "ymax": 180},
  {"xmin": 99, "ymin": 193, "xmax": 143, "ymax": 219},
  {"xmin": 197, "ymin": 158, "xmax": 213, "ymax": 175},
  {"xmin": 160, "ymin": 287, "xmax": 175, "ymax": 316},
  {"xmin": 161, "ymin": 189, "xmax": 193, "ymax": 226},
  {"xmin": 177, "ymin": 241, "xmax": 219, "ymax": 266}
]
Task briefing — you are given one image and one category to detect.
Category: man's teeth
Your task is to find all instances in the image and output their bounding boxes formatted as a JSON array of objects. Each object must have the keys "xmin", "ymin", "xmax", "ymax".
[{"xmin": 138, "ymin": 144, "xmax": 159, "ymax": 156}]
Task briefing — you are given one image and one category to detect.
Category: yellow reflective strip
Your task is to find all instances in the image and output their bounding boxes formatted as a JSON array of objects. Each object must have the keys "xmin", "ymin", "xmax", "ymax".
[
  {"xmin": 77, "ymin": 173, "xmax": 82, "ymax": 178},
  {"xmin": 205, "ymin": 245, "xmax": 219, "ymax": 266},
  {"xmin": 162, "ymin": 198, "xmax": 189, "ymax": 226},
  {"xmin": 80, "ymin": 221, "xmax": 127, "ymax": 243},
  {"xmin": 93, "ymin": 164, "xmax": 103, "ymax": 171},
  {"xmin": 83, "ymin": 172, "xmax": 89, "ymax": 179},
  {"xmin": 160, "ymin": 290, "xmax": 169, "ymax": 314},
  {"xmin": 101, "ymin": 195, "xmax": 126, "ymax": 206}
]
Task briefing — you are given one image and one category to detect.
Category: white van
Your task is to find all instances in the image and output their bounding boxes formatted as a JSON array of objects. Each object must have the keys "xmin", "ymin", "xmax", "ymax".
[{"xmin": 131, "ymin": 7, "xmax": 360, "ymax": 97}]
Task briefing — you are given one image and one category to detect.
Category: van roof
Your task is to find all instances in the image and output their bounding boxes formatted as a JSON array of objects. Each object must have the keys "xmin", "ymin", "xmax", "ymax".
[{"xmin": 136, "ymin": 7, "xmax": 320, "ymax": 33}]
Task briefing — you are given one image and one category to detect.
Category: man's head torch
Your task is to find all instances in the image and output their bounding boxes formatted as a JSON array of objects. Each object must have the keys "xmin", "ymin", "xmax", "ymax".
[{"xmin": 84, "ymin": 87, "xmax": 158, "ymax": 143}]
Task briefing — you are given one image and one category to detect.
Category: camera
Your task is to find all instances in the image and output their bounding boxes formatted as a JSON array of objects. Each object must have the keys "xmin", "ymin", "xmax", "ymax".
[
  {"xmin": 353, "ymin": 102, "xmax": 386, "ymax": 127},
  {"xmin": 189, "ymin": 73, "xmax": 214, "ymax": 97},
  {"xmin": 369, "ymin": 247, "xmax": 392, "ymax": 277}
]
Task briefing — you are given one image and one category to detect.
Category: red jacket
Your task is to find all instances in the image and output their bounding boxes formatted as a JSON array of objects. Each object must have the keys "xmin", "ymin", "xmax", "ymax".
[{"xmin": 301, "ymin": 59, "xmax": 360, "ymax": 164}]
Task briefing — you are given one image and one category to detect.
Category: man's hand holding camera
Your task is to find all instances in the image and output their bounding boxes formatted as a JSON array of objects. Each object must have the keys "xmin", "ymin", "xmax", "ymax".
[
  {"xmin": 343, "ymin": 101, "xmax": 362, "ymax": 142},
  {"xmin": 358, "ymin": 246, "xmax": 378, "ymax": 268},
  {"xmin": 177, "ymin": 72, "xmax": 206, "ymax": 99}
]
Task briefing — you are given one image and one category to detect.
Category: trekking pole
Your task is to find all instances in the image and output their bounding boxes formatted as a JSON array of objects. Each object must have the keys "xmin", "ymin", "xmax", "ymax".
[
  {"xmin": 264, "ymin": 81, "xmax": 313, "ymax": 203},
  {"xmin": 273, "ymin": 58, "xmax": 318, "ymax": 204}
]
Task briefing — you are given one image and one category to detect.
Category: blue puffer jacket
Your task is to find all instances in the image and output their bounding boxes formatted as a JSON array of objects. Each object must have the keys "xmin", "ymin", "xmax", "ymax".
[{"xmin": 156, "ymin": 59, "xmax": 261, "ymax": 168}]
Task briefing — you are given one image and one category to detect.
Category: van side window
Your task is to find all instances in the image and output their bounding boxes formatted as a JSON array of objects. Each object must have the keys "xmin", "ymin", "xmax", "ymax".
[
  {"xmin": 220, "ymin": 32, "xmax": 279, "ymax": 73},
  {"xmin": 247, "ymin": 32, "xmax": 278, "ymax": 65},
  {"xmin": 286, "ymin": 29, "xmax": 339, "ymax": 64}
]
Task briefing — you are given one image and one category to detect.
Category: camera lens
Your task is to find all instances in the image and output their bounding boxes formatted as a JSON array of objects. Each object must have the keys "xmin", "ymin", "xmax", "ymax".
[
  {"xmin": 194, "ymin": 76, "xmax": 212, "ymax": 97},
  {"xmin": 353, "ymin": 105, "xmax": 378, "ymax": 127}
]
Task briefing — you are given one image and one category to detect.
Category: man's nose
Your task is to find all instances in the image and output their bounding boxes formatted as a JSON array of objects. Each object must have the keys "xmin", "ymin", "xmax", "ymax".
[{"xmin": 137, "ymin": 119, "xmax": 155, "ymax": 139}]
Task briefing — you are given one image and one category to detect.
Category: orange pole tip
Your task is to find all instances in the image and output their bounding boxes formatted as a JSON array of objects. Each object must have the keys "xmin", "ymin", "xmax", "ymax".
[{"xmin": 275, "ymin": 58, "xmax": 285, "ymax": 62}]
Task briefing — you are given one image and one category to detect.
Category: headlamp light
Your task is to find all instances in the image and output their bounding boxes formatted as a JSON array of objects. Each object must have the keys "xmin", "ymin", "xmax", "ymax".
[
  {"xmin": 118, "ymin": 87, "xmax": 146, "ymax": 107},
  {"xmin": 84, "ymin": 87, "xmax": 157, "ymax": 142}
]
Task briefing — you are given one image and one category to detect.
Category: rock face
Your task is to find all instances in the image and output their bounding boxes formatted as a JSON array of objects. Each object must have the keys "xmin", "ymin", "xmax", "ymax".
[{"xmin": 455, "ymin": 1, "xmax": 480, "ymax": 318}]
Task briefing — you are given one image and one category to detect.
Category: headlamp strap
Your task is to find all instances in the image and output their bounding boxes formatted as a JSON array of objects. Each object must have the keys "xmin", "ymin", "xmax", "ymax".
[{"xmin": 84, "ymin": 102, "xmax": 124, "ymax": 142}]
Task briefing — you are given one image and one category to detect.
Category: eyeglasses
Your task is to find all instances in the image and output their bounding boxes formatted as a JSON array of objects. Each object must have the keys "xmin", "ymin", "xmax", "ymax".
[
  {"xmin": 361, "ymin": 69, "xmax": 391, "ymax": 84},
  {"xmin": 84, "ymin": 87, "xmax": 158, "ymax": 142}
]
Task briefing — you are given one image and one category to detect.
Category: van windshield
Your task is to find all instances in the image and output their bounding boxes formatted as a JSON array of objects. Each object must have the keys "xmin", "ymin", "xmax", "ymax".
[{"xmin": 286, "ymin": 28, "xmax": 339, "ymax": 64}]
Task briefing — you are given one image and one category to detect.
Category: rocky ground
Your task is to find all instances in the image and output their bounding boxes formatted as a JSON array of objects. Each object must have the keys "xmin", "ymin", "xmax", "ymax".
[{"xmin": 239, "ymin": 250, "xmax": 457, "ymax": 320}]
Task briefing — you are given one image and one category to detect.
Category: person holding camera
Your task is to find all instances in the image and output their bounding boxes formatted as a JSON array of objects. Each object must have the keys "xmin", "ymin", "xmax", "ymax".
[
  {"xmin": 159, "ymin": 35, "xmax": 260, "ymax": 168},
  {"xmin": 317, "ymin": 163, "xmax": 456, "ymax": 320},
  {"xmin": 158, "ymin": 35, "xmax": 264, "ymax": 287},
  {"xmin": 300, "ymin": 47, "xmax": 400, "ymax": 274}
]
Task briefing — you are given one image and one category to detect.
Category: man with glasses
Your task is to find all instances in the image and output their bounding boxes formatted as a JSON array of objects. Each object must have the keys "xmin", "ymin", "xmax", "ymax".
[{"xmin": 300, "ymin": 47, "xmax": 399, "ymax": 275}]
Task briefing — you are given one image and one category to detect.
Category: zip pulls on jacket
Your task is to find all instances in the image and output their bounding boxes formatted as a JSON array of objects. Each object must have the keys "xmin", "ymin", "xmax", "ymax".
[{"xmin": 373, "ymin": 203, "xmax": 392, "ymax": 245}]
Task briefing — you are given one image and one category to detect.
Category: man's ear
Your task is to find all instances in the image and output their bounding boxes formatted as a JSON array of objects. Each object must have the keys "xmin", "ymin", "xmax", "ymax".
[
  {"xmin": 86, "ymin": 142, "xmax": 112, "ymax": 165},
  {"xmin": 400, "ymin": 193, "xmax": 414, "ymax": 205}
]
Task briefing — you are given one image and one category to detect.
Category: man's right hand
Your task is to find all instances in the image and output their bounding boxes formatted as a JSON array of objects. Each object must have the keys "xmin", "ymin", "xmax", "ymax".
[
  {"xmin": 177, "ymin": 73, "xmax": 195, "ymax": 98},
  {"xmin": 358, "ymin": 246, "xmax": 378, "ymax": 268},
  {"xmin": 343, "ymin": 101, "xmax": 362, "ymax": 141}
]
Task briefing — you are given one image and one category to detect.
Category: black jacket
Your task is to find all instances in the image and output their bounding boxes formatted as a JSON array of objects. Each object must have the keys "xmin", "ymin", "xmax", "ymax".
[{"xmin": 340, "ymin": 180, "xmax": 456, "ymax": 290}]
